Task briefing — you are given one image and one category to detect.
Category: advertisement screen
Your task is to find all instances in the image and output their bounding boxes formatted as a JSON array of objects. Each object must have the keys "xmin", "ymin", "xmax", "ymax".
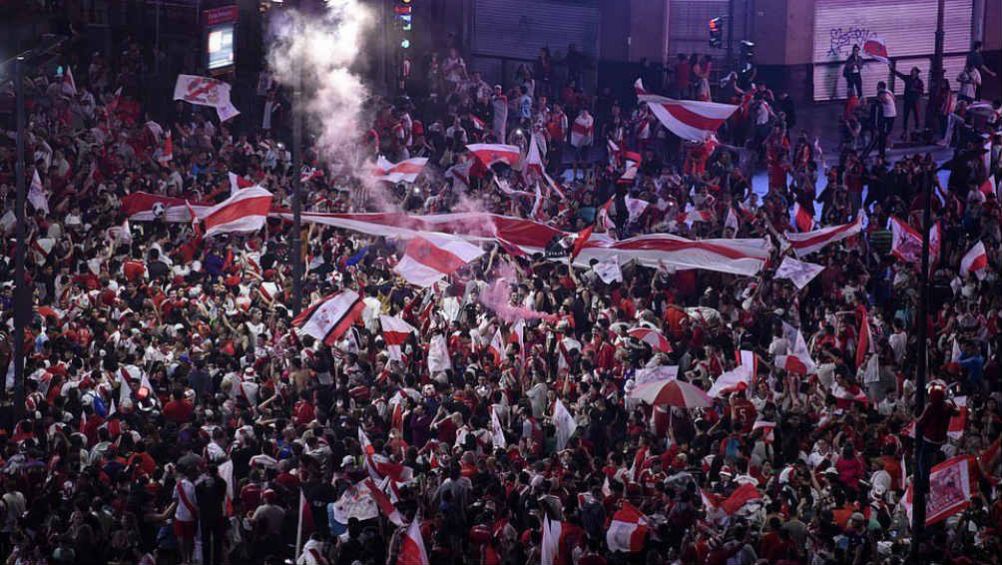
[{"xmin": 207, "ymin": 24, "xmax": 235, "ymax": 70}]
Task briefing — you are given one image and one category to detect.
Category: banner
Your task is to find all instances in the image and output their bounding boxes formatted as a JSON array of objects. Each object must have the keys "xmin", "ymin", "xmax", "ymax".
[{"xmin": 173, "ymin": 74, "xmax": 240, "ymax": 122}]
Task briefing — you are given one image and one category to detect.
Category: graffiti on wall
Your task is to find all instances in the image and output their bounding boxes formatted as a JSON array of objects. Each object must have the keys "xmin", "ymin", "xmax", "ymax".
[{"xmin": 827, "ymin": 26, "xmax": 875, "ymax": 59}]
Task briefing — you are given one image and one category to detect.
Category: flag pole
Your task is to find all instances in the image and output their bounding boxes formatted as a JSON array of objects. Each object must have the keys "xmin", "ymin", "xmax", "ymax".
[
  {"xmin": 910, "ymin": 169, "xmax": 933, "ymax": 561},
  {"xmin": 295, "ymin": 488, "xmax": 305, "ymax": 559}
]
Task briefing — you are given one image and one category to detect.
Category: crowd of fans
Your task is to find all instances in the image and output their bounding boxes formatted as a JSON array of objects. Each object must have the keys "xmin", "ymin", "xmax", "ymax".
[{"xmin": 0, "ymin": 19, "xmax": 1001, "ymax": 565}]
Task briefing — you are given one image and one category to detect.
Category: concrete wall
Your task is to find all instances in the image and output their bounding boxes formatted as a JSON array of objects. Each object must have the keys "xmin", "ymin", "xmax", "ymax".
[{"xmin": 598, "ymin": 0, "xmax": 670, "ymax": 64}]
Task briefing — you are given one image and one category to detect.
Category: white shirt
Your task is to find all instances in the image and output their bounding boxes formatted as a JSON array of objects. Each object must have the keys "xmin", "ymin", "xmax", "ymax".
[{"xmin": 173, "ymin": 478, "xmax": 198, "ymax": 522}]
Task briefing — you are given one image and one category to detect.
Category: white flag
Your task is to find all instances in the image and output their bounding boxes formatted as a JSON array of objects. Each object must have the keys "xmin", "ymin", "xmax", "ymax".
[
  {"xmin": 427, "ymin": 334, "xmax": 452, "ymax": 373},
  {"xmin": 775, "ymin": 256, "xmax": 825, "ymax": 290},
  {"xmin": 28, "ymin": 170, "xmax": 49, "ymax": 214},
  {"xmin": 553, "ymin": 399, "xmax": 577, "ymax": 451},
  {"xmin": 593, "ymin": 256, "xmax": 623, "ymax": 284},
  {"xmin": 491, "ymin": 407, "xmax": 506, "ymax": 448}
]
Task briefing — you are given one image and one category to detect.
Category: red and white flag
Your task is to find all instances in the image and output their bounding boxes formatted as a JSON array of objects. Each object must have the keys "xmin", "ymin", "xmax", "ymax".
[
  {"xmin": 228, "ymin": 171, "xmax": 255, "ymax": 194},
  {"xmin": 173, "ymin": 74, "xmax": 234, "ymax": 110},
  {"xmin": 28, "ymin": 170, "xmax": 48, "ymax": 214},
  {"xmin": 200, "ymin": 186, "xmax": 273, "ymax": 237},
  {"xmin": 707, "ymin": 364, "xmax": 752, "ymax": 398},
  {"xmin": 300, "ymin": 166, "xmax": 323, "ymax": 184},
  {"xmin": 541, "ymin": 519, "xmax": 582, "ymax": 565},
  {"xmin": 398, "ymin": 517, "xmax": 429, "ymax": 565},
  {"xmin": 525, "ymin": 133, "xmax": 545, "ymax": 176},
  {"xmin": 62, "ymin": 66, "xmax": 77, "ymax": 96},
  {"xmin": 393, "ymin": 234, "xmax": 485, "ymax": 288},
  {"xmin": 701, "ymin": 483, "xmax": 763, "ymax": 515},
  {"xmin": 903, "ymin": 455, "xmax": 973, "ymax": 526},
  {"xmin": 157, "ymin": 131, "xmax": 173, "ymax": 165},
  {"xmin": 979, "ymin": 178, "xmax": 997, "ymax": 198},
  {"xmin": 467, "ymin": 143, "xmax": 521, "ymax": 168},
  {"xmin": 573, "ymin": 232, "xmax": 771, "ymax": 276},
  {"xmin": 293, "ymin": 290, "xmax": 365, "ymax": 346},
  {"xmin": 793, "ymin": 202, "xmax": 814, "ymax": 232},
  {"xmin": 960, "ymin": 241, "xmax": 988, "ymax": 279},
  {"xmin": 635, "ymin": 79, "xmax": 738, "ymax": 141},
  {"xmin": 891, "ymin": 216, "xmax": 941, "ymax": 269},
  {"xmin": 606, "ymin": 501, "xmax": 649, "ymax": 553},
  {"xmin": 775, "ymin": 323, "xmax": 816, "ymax": 375},
  {"xmin": 364, "ymin": 479, "xmax": 403, "ymax": 526},
  {"xmin": 379, "ymin": 315, "xmax": 417, "ymax": 362},
  {"xmin": 488, "ymin": 328, "xmax": 505, "ymax": 365},
  {"xmin": 786, "ymin": 212, "xmax": 863, "ymax": 257},
  {"xmin": 678, "ymin": 208, "xmax": 714, "ymax": 224},
  {"xmin": 863, "ymin": 35, "xmax": 890, "ymax": 64},
  {"xmin": 855, "ymin": 307, "xmax": 874, "ymax": 369},
  {"xmin": 468, "ymin": 113, "xmax": 485, "ymax": 132},
  {"xmin": 627, "ymin": 328, "xmax": 672, "ymax": 353},
  {"xmin": 372, "ymin": 156, "xmax": 428, "ymax": 184},
  {"xmin": 775, "ymin": 256, "xmax": 825, "ymax": 290},
  {"xmin": 427, "ymin": 334, "xmax": 452, "ymax": 373},
  {"xmin": 570, "ymin": 112, "xmax": 594, "ymax": 148}
]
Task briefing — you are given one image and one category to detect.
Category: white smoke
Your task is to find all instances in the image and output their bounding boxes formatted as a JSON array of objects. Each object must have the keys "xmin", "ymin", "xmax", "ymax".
[{"xmin": 267, "ymin": 0, "xmax": 374, "ymax": 165}]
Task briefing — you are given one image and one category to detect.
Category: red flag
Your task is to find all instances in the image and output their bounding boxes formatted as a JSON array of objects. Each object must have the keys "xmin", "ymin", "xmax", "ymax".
[
  {"xmin": 569, "ymin": 224, "xmax": 595, "ymax": 262},
  {"xmin": 793, "ymin": 202, "xmax": 813, "ymax": 232},
  {"xmin": 398, "ymin": 517, "xmax": 429, "ymax": 565},
  {"xmin": 855, "ymin": 307, "xmax": 873, "ymax": 369}
]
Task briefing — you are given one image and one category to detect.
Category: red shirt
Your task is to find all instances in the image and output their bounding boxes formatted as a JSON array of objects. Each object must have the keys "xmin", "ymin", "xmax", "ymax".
[{"xmin": 163, "ymin": 399, "xmax": 194, "ymax": 424}]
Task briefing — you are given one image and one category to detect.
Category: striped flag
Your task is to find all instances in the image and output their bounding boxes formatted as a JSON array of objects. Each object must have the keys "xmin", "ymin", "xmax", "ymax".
[
  {"xmin": 863, "ymin": 35, "xmax": 890, "ymax": 63},
  {"xmin": 467, "ymin": 143, "xmax": 521, "ymax": 168},
  {"xmin": 488, "ymin": 328, "xmax": 505, "ymax": 365},
  {"xmin": 855, "ymin": 307, "xmax": 874, "ymax": 369},
  {"xmin": 793, "ymin": 202, "xmax": 813, "ymax": 232},
  {"xmin": 398, "ymin": 516, "xmax": 429, "ymax": 565},
  {"xmin": 228, "ymin": 171, "xmax": 255, "ymax": 194},
  {"xmin": 200, "ymin": 186, "xmax": 273, "ymax": 237},
  {"xmin": 372, "ymin": 156, "xmax": 428, "ymax": 184},
  {"xmin": 786, "ymin": 212, "xmax": 863, "ymax": 257},
  {"xmin": 960, "ymin": 241, "xmax": 988, "ymax": 279},
  {"xmin": 635, "ymin": 78, "xmax": 738, "ymax": 141},
  {"xmin": 606, "ymin": 501, "xmax": 648, "ymax": 553},
  {"xmin": 293, "ymin": 290, "xmax": 365, "ymax": 346},
  {"xmin": 379, "ymin": 315, "xmax": 417, "ymax": 361},
  {"xmin": 393, "ymin": 234, "xmax": 485, "ymax": 288}
]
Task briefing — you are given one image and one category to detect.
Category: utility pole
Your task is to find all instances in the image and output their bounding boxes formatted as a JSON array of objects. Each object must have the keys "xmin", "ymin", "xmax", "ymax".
[
  {"xmin": 910, "ymin": 170, "xmax": 934, "ymax": 561},
  {"xmin": 290, "ymin": 1, "xmax": 304, "ymax": 316},
  {"xmin": 12, "ymin": 57, "xmax": 28, "ymax": 423},
  {"xmin": 925, "ymin": 0, "xmax": 946, "ymax": 129},
  {"xmin": 726, "ymin": 0, "xmax": 735, "ymax": 73}
]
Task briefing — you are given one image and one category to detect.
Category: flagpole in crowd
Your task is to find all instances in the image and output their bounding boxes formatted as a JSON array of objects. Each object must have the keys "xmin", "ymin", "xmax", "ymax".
[
  {"xmin": 910, "ymin": 169, "xmax": 935, "ymax": 559},
  {"xmin": 12, "ymin": 56, "xmax": 28, "ymax": 423}
]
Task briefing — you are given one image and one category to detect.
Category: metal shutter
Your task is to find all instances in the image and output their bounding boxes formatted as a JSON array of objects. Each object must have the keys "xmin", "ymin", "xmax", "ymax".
[
  {"xmin": 471, "ymin": 0, "xmax": 599, "ymax": 60},
  {"xmin": 812, "ymin": 0, "xmax": 973, "ymax": 101},
  {"xmin": 668, "ymin": 0, "xmax": 750, "ymax": 59}
]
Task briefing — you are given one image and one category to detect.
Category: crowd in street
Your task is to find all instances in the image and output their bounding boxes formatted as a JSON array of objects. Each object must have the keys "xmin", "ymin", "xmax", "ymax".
[{"xmin": 0, "ymin": 22, "xmax": 1001, "ymax": 565}]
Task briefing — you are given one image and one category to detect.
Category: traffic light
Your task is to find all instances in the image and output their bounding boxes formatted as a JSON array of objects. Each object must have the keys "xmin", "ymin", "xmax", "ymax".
[{"xmin": 708, "ymin": 17, "xmax": 723, "ymax": 48}]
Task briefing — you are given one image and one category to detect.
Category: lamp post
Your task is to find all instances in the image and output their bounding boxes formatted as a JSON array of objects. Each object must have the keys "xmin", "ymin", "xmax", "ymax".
[
  {"xmin": 12, "ymin": 56, "xmax": 28, "ymax": 423},
  {"xmin": 290, "ymin": 1, "xmax": 304, "ymax": 316},
  {"xmin": 925, "ymin": 0, "xmax": 946, "ymax": 130},
  {"xmin": 910, "ymin": 169, "xmax": 934, "ymax": 561}
]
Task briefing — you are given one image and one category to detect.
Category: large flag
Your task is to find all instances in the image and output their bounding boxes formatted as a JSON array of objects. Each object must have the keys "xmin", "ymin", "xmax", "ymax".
[
  {"xmin": 293, "ymin": 290, "xmax": 365, "ymax": 346},
  {"xmin": 570, "ymin": 112, "xmax": 594, "ymax": 148},
  {"xmin": 28, "ymin": 170, "xmax": 48, "ymax": 214},
  {"xmin": 553, "ymin": 399, "xmax": 577, "ymax": 451},
  {"xmin": 786, "ymin": 213, "xmax": 863, "ymax": 257},
  {"xmin": 372, "ymin": 156, "xmax": 428, "ymax": 184},
  {"xmin": 398, "ymin": 517, "xmax": 429, "ymax": 565},
  {"xmin": 200, "ymin": 186, "xmax": 273, "ymax": 237},
  {"xmin": 379, "ymin": 315, "xmax": 417, "ymax": 362},
  {"xmin": 393, "ymin": 234, "xmax": 485, "ymax": 287},
  {"xmin": 903, "ymin": 455, "xmax": 974, "ymax": 526},
  {"xmin": 572, "ymin": 232, "xmax": 772, "ymax": 276},
  {"xmin": 606, "ymin": 502, "xmax": 649, "ymax": 553},
  {"xmin": 173, "ymin": 74, "xmax": 240, "ymax": 122},
  {"xmin": 635, "ymin": 78, "xmax": 738, "ymax": 141},
  {"xmin": 960, "ymin": 241, "xmax": 988, "ymax": 279},
  {"xmin": 702, "ymin": 483, "xmax": 763, "ymax": 515},
  {"xmin": 363, "ymin": 479, "xmax": 403, "ymax": 526},
  {"xmin": 466, "ymin": 143, "xmax": 521, "ymax": 168},
  {"xmin": 775, "ymin": 256, "xmax": 825, "ymax": 289},
  {"xmin": 890, "ymin": 216, "xmax": 940, "ymax": 267},
  {"xmin": 627, "ymin": 328, "xmax": 672, "ymax": 353},
  {"xmin": 120, "ymin": 192, "xmax": 212, "ymax": 222}
]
